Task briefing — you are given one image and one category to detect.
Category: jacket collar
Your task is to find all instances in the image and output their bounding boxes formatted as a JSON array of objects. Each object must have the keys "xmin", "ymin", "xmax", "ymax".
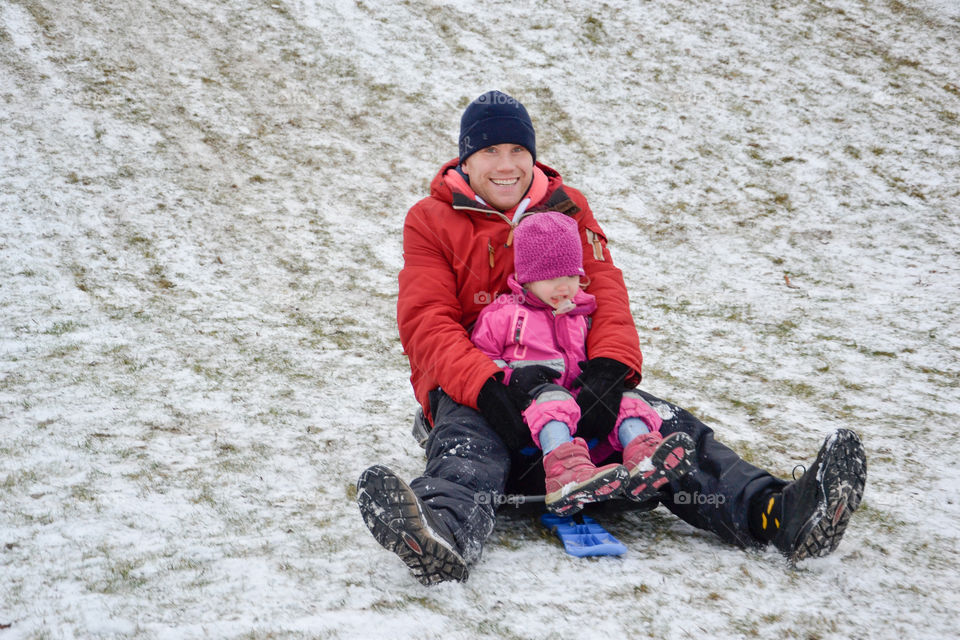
[
  {"xmin": 506, "ymin": 274, "xmax": 597, "ymax": 316},
  {"xmin": 431, "ymin": 158, "xmax": 582, "ymax": 220}
]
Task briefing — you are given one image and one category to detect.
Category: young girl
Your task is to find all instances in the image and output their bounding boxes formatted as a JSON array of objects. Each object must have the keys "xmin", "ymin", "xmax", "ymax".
[{"xmin": 471, "ymin": 211, "xmax": 695, "ymax": 515}]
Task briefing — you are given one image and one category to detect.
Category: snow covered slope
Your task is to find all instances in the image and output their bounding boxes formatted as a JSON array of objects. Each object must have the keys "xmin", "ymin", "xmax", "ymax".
[{"xmin": 2, "ymin": 0, "xmax": 958, "ymax": 638}]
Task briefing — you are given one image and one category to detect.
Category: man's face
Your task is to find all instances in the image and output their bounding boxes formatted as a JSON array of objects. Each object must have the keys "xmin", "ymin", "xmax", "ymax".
[{"xmin": 460, "ymin": 144, "xmax": 534, "ymax": 212}]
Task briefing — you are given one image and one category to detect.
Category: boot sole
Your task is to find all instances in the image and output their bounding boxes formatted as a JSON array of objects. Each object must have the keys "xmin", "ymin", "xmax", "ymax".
[
  {"xmin": 546, "ymin": 465, "xmax": 629, "ymax": 516},
  {"xmin": 356, "ymin": 465, "xmax": 468, "ymax": 585},
  {"xmin": 626, "ymin": 432, "xmax": 696, "ymax": 502},
  {"xmin": 788, "ymin": 429, "xmax": 867, "ymax": 562}
]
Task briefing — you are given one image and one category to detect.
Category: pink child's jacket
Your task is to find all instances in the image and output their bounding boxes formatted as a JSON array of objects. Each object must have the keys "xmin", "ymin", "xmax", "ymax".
[
  {"xmin": 471, "ymin": 275, "xmax": 662, "ymax": 456},
  {"xmin": 470, "ymin": 275, "xmax": 595, "ymax": 391},
  {"xmin": 470, "ymin": 275, "xmax": 593, "ymax": 449}
]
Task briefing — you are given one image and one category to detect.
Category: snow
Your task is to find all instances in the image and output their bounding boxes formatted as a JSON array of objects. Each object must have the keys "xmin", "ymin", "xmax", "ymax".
[{"xmin": 2, "ymin": 0, "xmax": 959, "ymax": 638}]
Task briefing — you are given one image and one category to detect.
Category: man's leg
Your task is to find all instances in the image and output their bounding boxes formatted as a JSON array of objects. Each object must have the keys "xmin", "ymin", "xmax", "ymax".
[
  {"xmin": 357, "ymin": 391, "xmax": 510, "ymax": 585},
  {"xmin": 635, "ymin": 390, "xmax": 866, "ymax": 560},
  {"xmin": 635, "ymin": 390, "xmax": 783, "ymax": 548},
  {"xmin": 409, "ymin": 391, "xmax": 511, "ymax": 563}
]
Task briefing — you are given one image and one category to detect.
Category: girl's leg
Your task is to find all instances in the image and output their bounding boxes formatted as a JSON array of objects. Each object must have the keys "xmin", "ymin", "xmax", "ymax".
[
  {"xmin": 524, "ymin": 383, "xmax": 628, "ymax": 515},
  {"xmin": 539, "ymin": 420, "xmax": 573, "ymax": 453},
  {"xmin": 618, "ymin": 417, "xmax": 651, "ymax": 448},
  {"xmin": 615, "ymin": 390, "xmax": 696, "ymax": 503}
]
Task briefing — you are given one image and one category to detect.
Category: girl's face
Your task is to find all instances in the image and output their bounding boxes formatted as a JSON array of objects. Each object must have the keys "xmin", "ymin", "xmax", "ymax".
[{"xmin": 525, "ymin": 276, "xmax": 581, "ymax": 311}]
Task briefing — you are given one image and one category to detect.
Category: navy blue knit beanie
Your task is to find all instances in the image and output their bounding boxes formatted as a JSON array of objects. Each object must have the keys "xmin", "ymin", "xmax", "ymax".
[{"xmin": 458, "ymin": 91, "xmax": 536, "ymax": 164}]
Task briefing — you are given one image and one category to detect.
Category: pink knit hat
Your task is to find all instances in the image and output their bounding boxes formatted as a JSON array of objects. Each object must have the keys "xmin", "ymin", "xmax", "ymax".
[{"xmin": 513, "ymin": 212, "xmax": 586, "ymax": 284}]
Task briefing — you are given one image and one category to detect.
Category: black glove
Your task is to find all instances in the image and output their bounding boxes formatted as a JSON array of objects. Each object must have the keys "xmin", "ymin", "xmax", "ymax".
[
  {"xmin": 573, "ymin": 357, "xmax": 633, "ymax": 443},
  {"xmin": 476, "ymin": 377, "xmax": 531, "ymax": 451},
  {"xmin": 508, "ymin": 365, "xmax": 562, "ymax": 396}
]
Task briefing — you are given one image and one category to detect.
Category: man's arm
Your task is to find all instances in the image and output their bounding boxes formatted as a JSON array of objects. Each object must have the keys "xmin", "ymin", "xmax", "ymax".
[
  {"xmin": 397, "ymin": 203, "xmax": 500, "ymax": 410},
  {"xmin": 565, "ymin": 187, "xmax": 643, "ymax": 384}
]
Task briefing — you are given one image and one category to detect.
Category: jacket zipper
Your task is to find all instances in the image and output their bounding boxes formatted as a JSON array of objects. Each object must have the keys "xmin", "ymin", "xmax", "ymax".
[
  {"xmin": 549, "ymin": 311, "xmax": 568, "ymax": 388},
  {"xmin": 585, "ymin": 229, "xmax": 605, "ymax": 261}
]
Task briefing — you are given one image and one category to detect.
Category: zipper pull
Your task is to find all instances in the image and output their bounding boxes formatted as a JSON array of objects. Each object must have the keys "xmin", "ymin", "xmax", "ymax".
[
  {"xmin": 505, "ymin": 199, "xmax": 530, "ymax": 248},
  {"xmin": 488, "ymin": 240, "xmax": 495, "ymax": 268}
]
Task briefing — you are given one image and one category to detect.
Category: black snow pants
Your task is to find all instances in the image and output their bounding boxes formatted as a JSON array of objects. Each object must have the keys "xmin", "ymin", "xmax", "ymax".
[{"xmin": 409, "ymin": 389, "xmax": 786, "ymax": 563}]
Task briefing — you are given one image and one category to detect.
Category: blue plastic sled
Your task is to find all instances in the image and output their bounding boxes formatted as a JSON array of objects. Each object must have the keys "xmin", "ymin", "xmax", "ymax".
[{"xmin": 540, "ymin": 513, "xmax": 628, "ymax": 557}]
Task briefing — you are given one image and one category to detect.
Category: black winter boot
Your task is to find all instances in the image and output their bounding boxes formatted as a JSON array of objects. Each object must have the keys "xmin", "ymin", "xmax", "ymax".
[
  {"xmin": 357, "ymin": 465, "xmax": 468, "ymax": 585},
  {"xmin": 772, "ymin": 429, "xmax": 867, "ymax": 562}
]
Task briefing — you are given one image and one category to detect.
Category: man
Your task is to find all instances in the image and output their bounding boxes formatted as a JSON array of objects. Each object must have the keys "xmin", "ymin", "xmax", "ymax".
[{"xmin": 356, "ymin": 90, "xmax": 867, "ymax": 585}]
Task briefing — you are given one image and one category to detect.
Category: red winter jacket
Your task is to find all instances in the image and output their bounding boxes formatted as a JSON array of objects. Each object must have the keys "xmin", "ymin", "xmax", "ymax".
[{"xmin": 397, "ymin": 158, "xmax": 642, "ymax": 421}]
